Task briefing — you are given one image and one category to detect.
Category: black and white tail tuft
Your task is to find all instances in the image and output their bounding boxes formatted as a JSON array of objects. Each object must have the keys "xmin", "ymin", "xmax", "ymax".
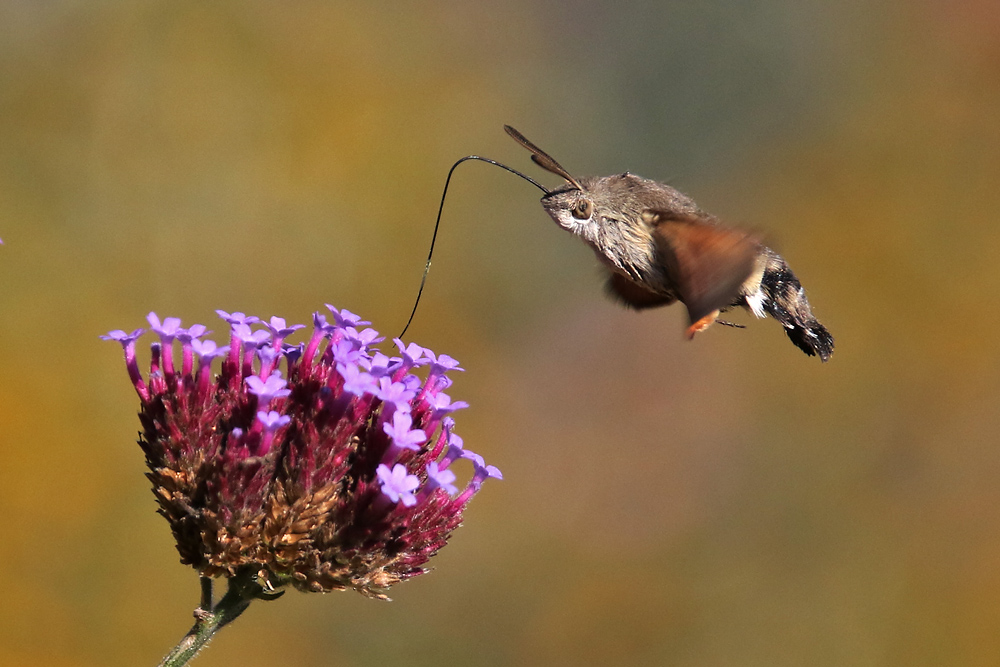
[{"xmin": 754, "ymin": 251, "xmax": 834, "ymax": 361}]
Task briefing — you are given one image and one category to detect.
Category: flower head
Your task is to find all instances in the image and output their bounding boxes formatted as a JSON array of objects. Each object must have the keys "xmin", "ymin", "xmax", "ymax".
[{"xmin": 104, "ymin": 304, "xmax": 498, "ymax": 600}]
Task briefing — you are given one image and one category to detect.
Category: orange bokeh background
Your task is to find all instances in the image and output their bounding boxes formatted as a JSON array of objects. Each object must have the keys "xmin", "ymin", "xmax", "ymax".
[{"xmin": 3, "ymin": 2, "xmax": 1000, "ymax": 665}]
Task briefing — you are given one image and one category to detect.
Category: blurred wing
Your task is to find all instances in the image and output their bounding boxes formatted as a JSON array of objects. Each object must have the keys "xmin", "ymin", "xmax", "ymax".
[
  {"xmin": 649, "ymin": 212, "xmax": 759, "ymax": 325},
  {"xmin": 605, "ymin": 271, "xmax": 677, "ymax": 309}
]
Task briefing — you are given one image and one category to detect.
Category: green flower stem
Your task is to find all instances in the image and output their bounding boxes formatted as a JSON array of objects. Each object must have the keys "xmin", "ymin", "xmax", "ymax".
[
  {"xmin": 157, "ymin": 570, "xmax": 263, "ymax": 667},
  {"xmin": 199, "ymin": 576, "xmax": 213, "ymax": 612}
]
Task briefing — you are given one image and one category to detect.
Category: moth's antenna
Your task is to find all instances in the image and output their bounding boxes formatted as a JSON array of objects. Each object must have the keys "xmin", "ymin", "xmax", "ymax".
[
  {"xmin": 398, "ymin": 156, "xmax": 548, "ymax": 338},
  {"xmin": 504, "ymin": 125, "xmax": 584, "ymax": 191}
]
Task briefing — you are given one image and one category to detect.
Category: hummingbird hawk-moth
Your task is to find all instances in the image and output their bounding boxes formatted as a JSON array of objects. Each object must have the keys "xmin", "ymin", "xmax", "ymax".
[
  {"xmin": 503, "ymin": 125, "xmax": 834, "ymax": 361},
  {"xmin": 401, "ymin": 126, "xmax": 833, "ymax": 362}
]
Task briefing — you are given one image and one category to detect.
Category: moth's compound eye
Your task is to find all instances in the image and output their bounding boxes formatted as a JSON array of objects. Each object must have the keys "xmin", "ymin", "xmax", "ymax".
[{"xmin": 572, "ymin": 199, "xmax": 593, "ymax": 220}]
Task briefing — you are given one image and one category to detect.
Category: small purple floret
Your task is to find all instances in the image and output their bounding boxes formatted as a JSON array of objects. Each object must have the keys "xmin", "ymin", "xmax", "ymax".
[
  {"xmin": 394, "ymin": 339, "xmax": 429, "ymax": 368},
  {"xmin": 264, "ymin": 316, "xmax": 305, "ymax": 339},
  {"xmin": 258, "ymin": 346, "xmax": 279, "ymax": 366},
  {"xmin": 246, "ymin": 374, "xmax": 291, "ymax": 405},
  {"xmin": 376, "ymin": 378, "xmax": 415, "ymax": 412},
  {"xmin": 429, "ymin": 392, "xmax": 470, "ymax": 415},
  {"xmin": 463, "ymin": 450, "xmax": 485, "ymax": 467},
  {"xmin": 402, "ymin": 374, "xmax": 422, "ymax": 392},
  {"xmin": 337, "ymin": 363, "xmax": 377, "ymax": 397},
  {"xmin": 364, "ymin": 352, "xmax": 400, "ymax": 378},
  {"xmin": 377, "ymin": 463, "xmax": 420, "ymax": 507},
  {"xmin": 430, "ymin": 353, "xmax": 464, "ymax": 375},
  {"xmin": 441, "ymin": 431, "xmax": 465, "ymax": 467},
  {"xmin": 216, "ymin": 311, "xmax": 260, "ymax": 326},
  {"xmin": 147, "ymin": 313, "xmax": 183, "ymax": 341},
  {"xmin": 331, "ymin": 339, "xmax": 364, "ymax": 367},
  {"xmin": 232, "ymin": 323, "xmax": 271, "ymax": 348},
  {"xmin": 100, "ymin": 328, "xmax": 144, "ymax": 345},
  {"xmin": 282, "ymin": 343, "xmax": 303, "ymax": 364},
  {"xmin": 425, "ymin": 462, "xmax": 458, "ymax": 496},
  {"xmin": 473, "ymin": 460, "xmax": 503, "ymax": 483},
  {"xmin": 176, "ymin": 324, "xmax": 209, "ymax": 343},
  {"xmin": 382, "ymin": 411, "xmax": 426, "ymax": 452},
  {"xmin": 326, "ymin": 305, "xmax": 371, "ymax": 328},
  {"xmin": 190, "ymin": 339, "xmax": 227, "ymax": 361},
  {"xmin": 344, "ymin": 327, "xmax": 384, "ymax": 349},
  {"xmin": 257, "ymin": 410, "xmax": 291, "ymax": 431},
  {"xmin": 101, "ymin": 328, "xmax": 148, "ymax": 400}
]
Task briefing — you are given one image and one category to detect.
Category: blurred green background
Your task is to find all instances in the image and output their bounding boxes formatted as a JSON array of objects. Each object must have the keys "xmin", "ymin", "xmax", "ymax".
[{"xmin": 3, "ymin": 1, "xmax": 1000, "ymax": 665}]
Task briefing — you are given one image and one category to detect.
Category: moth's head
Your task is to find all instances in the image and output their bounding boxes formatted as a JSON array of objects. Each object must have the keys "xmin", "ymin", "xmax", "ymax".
[
  {"xmin": 502, "ymin": 126, "xmax": 606, "ymax": 244},
  {"xmin": 540, "ymin": 180, "xmax": 603, "ymax": 243},
  {"xmin": 504, "ymin": 126, "xmax": 700, "ymax": 239}
]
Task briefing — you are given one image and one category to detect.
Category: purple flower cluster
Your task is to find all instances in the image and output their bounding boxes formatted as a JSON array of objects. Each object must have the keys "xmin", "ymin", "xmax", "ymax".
[{"xmin": 103, "ymin": 305, "xmax": 500, "ymax": 599}]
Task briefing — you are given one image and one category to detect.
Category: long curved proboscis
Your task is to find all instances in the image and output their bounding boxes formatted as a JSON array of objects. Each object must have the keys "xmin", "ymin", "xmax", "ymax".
[
  {"xmin": 398, "ymin": 154, "xmax": 548, "ymax": 338},
  {"xmin": 504, "ymin": 125, "xmax": 584, "ymax": 191}
]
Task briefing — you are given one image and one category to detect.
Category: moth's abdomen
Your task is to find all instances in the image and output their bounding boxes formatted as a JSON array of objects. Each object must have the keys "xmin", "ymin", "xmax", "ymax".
[{"xmin": 741, "ymin": 250, "xmax": 834, "ymax": 361}]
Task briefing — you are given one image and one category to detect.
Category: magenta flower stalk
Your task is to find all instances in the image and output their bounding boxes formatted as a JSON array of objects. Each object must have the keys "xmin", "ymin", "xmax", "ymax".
[{"xmin": 103, "ymin": 305, "xmax": 499, "ymax": 666}]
